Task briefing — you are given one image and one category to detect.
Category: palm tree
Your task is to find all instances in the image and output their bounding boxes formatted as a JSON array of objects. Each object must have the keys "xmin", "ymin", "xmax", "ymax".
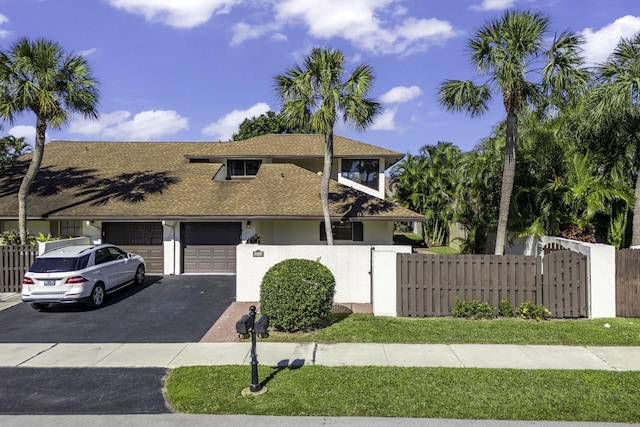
[
  {"xmin": 589, "ymin": 33, "xmax": 640, "ymax": 246},
  {"xmin": 0, "ymin": 38, "xmax": 99, "ymax": 244},
  {"xmin": 0, "ymin": 134, "xmax": 29, "ymax": 169},
  {"xmin": 274, "ymin": 47, "xmax": 381, "ymax": 244},
  {"xmin": 438, "ymin": 10, "xmax": 589, "ymax": 254}
]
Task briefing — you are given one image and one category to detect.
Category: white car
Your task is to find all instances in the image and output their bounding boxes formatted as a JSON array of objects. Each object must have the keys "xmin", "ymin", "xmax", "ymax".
[{"xmin": 22, "ymin": 244, "xmax": 146, "ymax": 310}]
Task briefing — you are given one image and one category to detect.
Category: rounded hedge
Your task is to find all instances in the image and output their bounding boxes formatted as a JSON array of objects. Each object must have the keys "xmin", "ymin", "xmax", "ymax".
[{"xmin": 259, "ymin": 258, "xmax": 336, "ymax": 332}]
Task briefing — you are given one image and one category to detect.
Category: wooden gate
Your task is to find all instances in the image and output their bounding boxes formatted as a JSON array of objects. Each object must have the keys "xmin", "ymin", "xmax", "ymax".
[
  {"xmin": 542, "ymin": 250, "xmax": 589, "ymax": 318},
  {"xmin": 616, "ymin": 249, "xmax": 640, "ymax": 317}
]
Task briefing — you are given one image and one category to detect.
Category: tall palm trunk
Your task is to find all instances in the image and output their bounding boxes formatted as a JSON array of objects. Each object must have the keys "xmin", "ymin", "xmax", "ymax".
[
  {"xmin": 632, "ymin": 173, "xmax": 640, "ymax": 246},
  {"xmin": 494, "ymin": 113, "xmax": 517, "ymax": 255},
  {"xmin": 18, "ymin": 116, "xmax": 47, "ymax": 244},
  {"xmin": 322, "ymin": 131, "xmax": 334, "ymax": 245}
]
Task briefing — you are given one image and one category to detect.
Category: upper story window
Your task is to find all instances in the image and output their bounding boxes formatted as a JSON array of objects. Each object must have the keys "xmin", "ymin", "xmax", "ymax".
[
  {"xmin": 227, "ymin": 159, "xmax": 262, "ymax": 178},
  {"xmin": 341, "ymin": 159, "xmax": 379, "ymax": 190}
]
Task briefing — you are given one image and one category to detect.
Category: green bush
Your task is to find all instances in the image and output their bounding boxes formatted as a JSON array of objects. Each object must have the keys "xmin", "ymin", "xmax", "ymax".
[
  {"xmin": 517, "ymin": 301, "xmax": 552, "ymax": 321},
  {"xmin": 498, "ymin": 298, "xmax": 514, "ymax": 317},
  {"xmin": 259, "ymin": 258, "xmax": 336, "ymax": 332},
  {"xmin": 0, "ymin": 230, "xmax": 69, "ymax": 245},
  {"xmin": 453, "ymin": 297, "xmax": 496, "ymax": 319}
]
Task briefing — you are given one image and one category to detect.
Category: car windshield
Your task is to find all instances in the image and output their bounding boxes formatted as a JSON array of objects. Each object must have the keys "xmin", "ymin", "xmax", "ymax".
[{"xmin": 29, "ymin": 256, "xmax": 84, "ymax": 273}]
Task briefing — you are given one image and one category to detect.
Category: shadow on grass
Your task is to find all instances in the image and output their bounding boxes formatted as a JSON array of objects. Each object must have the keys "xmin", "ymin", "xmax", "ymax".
[{"xmin": 261, "ymin": 359, "xmax": 305, "ymax": 388}]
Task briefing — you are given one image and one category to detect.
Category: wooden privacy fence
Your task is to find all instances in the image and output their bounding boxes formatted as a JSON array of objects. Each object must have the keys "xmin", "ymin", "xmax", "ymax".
[
  {"xmin": 397, "ymin": 251, "xmax": 589, "ymax": 318},
  {"xmin": 615, "ymin": 249, "xmax": 640, "ymax": 317},
  {"xmin": 1, "ymin": 245, "xmax": 37, "ymax": 293}
]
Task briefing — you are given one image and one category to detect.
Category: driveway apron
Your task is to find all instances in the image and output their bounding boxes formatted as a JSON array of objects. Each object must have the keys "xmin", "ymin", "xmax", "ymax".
[{"xmin": 0, "ymin": 275, "xmax": 236, "ymax": 343}]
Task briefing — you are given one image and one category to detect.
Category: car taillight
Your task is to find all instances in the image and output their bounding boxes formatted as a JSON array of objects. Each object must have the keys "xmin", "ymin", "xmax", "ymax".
[
  {"xmin": 23, "ymin": 277, "xmax": 34, "ymax": 285},
  {"xmin": 65, "ymin": 276, "xmax": 88, "ymax": 284}
]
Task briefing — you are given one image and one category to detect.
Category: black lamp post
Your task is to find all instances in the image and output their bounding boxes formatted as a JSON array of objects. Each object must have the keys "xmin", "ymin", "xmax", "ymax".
[{"xmin": 236, "ymin": 305, "xmax": 269, "ymax": 395}]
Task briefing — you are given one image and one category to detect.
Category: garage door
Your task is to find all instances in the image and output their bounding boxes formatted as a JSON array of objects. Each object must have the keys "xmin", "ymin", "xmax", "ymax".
[
  {"xmin": 102, "ymin": 222, "xmax": 164, "ymax": 275},
  {"xmin": 182, "ymin": 222, "xmax": 241, "ymax": 274}
]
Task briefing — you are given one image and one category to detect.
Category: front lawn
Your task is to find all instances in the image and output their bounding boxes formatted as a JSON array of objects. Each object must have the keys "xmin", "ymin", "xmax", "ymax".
[
  {"xmin": 266, "ymin": 314, "xmax": 640, "ymax": 346},
  {"xmin": 165, "ymin": 365, "xmax": 640, "ymax": 422}
]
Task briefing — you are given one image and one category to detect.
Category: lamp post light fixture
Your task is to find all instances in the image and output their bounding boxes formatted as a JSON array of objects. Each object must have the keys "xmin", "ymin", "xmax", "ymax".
[{"xmin": 236, "ymin": 305, "xmax": 270, "ymax": 396}]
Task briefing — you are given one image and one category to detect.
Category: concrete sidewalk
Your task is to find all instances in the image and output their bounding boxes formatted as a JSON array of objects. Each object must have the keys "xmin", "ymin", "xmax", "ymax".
[{"xmin": 1, "ymin": 341, "xmax": 639, "ymax": 370}]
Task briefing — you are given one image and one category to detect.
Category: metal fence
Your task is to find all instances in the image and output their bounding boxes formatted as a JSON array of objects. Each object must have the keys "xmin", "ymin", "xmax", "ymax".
[
  {"xmin": 0, "ymin": 245, "xmax": 37, "ymax": 293},
  {"xmin": 397, "ymin": 250, "xmax": 588, "ymax": 318}
]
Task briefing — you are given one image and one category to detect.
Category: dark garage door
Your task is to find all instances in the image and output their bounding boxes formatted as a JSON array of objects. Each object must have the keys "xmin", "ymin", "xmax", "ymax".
[
  {"xmin": 182, "ymin": 222, "xmax": 241, "ymax": 274},
  {"xmin": 103, "ymin": 222, "xmax": 164, "ymax": 275}
]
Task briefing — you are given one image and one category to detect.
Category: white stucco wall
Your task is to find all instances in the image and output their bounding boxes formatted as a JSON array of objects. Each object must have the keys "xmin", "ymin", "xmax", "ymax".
[{"xmin": 236, "ymin": 244, "xmax": 411, "ymax": 313}]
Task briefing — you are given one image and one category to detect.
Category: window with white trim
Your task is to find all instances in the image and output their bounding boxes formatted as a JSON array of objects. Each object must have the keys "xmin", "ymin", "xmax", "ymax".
[{"xmin": 341, "ymin": 159, "xmax": 379, "ymax": 190}]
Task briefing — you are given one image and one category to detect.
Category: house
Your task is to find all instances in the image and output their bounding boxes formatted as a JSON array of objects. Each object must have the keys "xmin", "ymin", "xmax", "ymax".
[{"xmin": 0, "ymin": 134, "xmax": 423, "ymax": 276}]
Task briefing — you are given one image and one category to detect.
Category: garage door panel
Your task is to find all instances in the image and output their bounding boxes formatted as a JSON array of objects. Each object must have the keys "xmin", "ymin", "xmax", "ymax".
[
  {"xmin": 103, "ymin": 222, "xmax": 164, "ymax": 275},
  {"xmin": 118, "ymin": 245, "xmax": 164, "ymax": 275},
  {"xmin": 181, "ymin": 223, "xmax": 240, "ymax": 274},
  {"xmin": 182, "ymin": 244, "xmax": 237, "ymax": 274}
]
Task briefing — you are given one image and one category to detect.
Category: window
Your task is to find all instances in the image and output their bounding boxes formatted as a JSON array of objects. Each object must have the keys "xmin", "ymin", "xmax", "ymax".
[
  {"xmin": 227, "ymin": 159, "xmax": 262, "ymax": 178},
  {"xmin": 341, "ymin": 159, "xmax": 379, "ymax": 190},
  {"xmin": 57, "ymin": 220, "xmax": 81, "ymax": 237},
  {"xmin": 320, "ymin": 221, "xmax": 363, "ymax": 241}
]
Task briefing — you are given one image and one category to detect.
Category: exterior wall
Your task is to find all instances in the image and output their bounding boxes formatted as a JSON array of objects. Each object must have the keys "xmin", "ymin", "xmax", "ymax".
[
  {"xmin": 2, "ymin": 220, "xmax": 50, "ymax": 236},
  {"xmin": 162, "ymin": 220, "xmax": 180, "ymax": 275},
  {"xmin": 38, "ymin": 236, "xmax": 91, "ymax": 255},
  {"xmin": 255, "ymin": 220, "xmax": 393, "ymax": 245},
  {"xmin": 236, "ymin": 244, "xmax": 411, "ymax": 312}
]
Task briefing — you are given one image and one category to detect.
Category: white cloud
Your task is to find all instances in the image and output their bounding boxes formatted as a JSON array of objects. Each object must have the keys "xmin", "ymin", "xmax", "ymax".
[
  {"xmin": 79, "ymin": 48, "xmax": 98, "ymax": 57},
  {"xmin": 68, "ymin": 110, "xmax": 189, "ymax": 141},
  {"xmin": 231, "ymin": 21, "xmax": 277, "ymax": 45},
  {"xmin": 232, "ymin": 0, "xmax": 459, "ymax": 55},
  {"xmin": 8, "ymin": 125, "xmax": 37, "ymax": 148},
  {"xmin": 581, "ymin": 15, "xmax": 640, "ymax": 65},
  {"xmin": 0, "ymin": 13, "xmax": 10, "ymax": 38},
  {"xmin": 108, "ymin": 0, "xmax": 242, "ymax": 28},
  {"xmin": 470, "ymin": 0, "xmax": 515, "ymax": 11},
  {"xmin": 202, "ymin": 102, "xmax": 271, "ymax": 141},
  {"xmin": 371, "ymin": 108, "xmax": 397, "ymax": 131},
  {"xmin": 380, "ymin": 85, "xmax": 422, "ymax": 104}
]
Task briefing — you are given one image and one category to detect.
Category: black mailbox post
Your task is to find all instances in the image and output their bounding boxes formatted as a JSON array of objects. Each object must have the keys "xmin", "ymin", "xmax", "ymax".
[{"xmin": 236, "ymin": 305, "xmax": 269, "ymax": 395}]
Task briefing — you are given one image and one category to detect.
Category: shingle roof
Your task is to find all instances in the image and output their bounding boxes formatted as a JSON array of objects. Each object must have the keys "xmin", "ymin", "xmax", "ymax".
[{"xmin": 0, "ymin": 138, "xmax": 422, "ymax": 222}]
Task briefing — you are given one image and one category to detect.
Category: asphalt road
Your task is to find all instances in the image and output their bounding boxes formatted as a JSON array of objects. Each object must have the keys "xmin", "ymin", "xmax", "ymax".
[
  {"xmin": 0, "ymin": 367, "xmax": 170, "ymax": 414},
  {"xmin": 0, "ymin": 275, "xmax": 235, "ymax": 343}
]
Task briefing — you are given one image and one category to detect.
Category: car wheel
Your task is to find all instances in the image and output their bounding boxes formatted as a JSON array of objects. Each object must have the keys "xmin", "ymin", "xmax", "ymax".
[
  {"xmin": 31, "ymin": 303, "xmax": 49, "ymax": 310},
  {"xmin": 86, "ymin": 284, "xmax": 105, "ymax": 308},
  {"xmin": 133, "ymin": 265, "xmax": 145, "ymax": 286}
]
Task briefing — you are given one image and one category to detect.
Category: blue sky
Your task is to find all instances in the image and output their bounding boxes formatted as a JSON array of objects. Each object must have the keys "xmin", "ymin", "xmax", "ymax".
[{"xmin": 1, "ymin": 0, "xmax": 639, "ymax": 156}]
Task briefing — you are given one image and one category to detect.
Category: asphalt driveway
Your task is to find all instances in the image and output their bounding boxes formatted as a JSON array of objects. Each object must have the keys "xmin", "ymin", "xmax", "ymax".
[{"xmin": 0, "ymin": 275, "xmax": 235, "ymax": 343}]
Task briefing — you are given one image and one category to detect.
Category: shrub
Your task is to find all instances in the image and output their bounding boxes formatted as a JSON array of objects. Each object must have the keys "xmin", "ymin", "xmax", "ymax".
[
  {"xmin": 259, "ymin": 258, "xmax": 336, "ymax": 332},
  {"xmin": 453, "ymin": 297, "xmax": 496, "ymax": 319},
  {"xmin": 0, "ymin": 230, "xmax": 69, "ymax": 246},
  {"xmin": 498, "ymin": 298, "xmax": 514, "ymax": 317},
  {"xmin": 517, "ymin": 301, "xmax": 552, "ymax": 321}
]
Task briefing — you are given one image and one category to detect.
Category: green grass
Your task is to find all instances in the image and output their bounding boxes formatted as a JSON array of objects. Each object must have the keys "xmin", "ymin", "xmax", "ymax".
[
  {"xmin": 422, "ymin": 246, "xmax": 459, "ymax": 254},
  {"xmin": 267, "ymin": 314, "xmax": 640, "ymax": 346},
  {"xmin": 165, "ymin": 365, "xmax": 640, "ymax": 422}
]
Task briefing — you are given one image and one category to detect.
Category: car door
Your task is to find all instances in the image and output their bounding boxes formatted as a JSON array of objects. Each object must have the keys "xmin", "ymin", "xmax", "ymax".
[
  {"xmin": 107, "ymin": 246, "xmax": 137, "ymax": 285},
  {"xmin": 94, "ymin": 247, "xmax": 120, "ymax": 289}
]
